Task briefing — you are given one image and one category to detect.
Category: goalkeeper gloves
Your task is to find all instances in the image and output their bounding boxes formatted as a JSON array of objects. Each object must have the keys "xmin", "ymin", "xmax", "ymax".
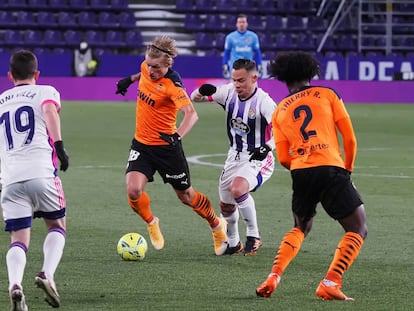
[
  {"xmin": 54, "ymin": 140, "xmax": 69, "ymax": 171},
  {"xmin": 249, "ymin": 144, "xmax": 271, "ymax": 161},
  {"xmin": 159, "ymin": 132, "xmax": 181, "ymax": 146},
  {"xmin": 116, "ymin": 77, "xmax": 133, "ymax": 96},
  {"xmin": 222, "ymin": 64, "xmax": 230, "ymax": 79}
]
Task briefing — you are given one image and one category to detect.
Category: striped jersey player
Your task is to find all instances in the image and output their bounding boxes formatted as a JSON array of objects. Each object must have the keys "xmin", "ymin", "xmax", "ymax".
[{"xmin": 191, "ymin": 58, "xmax": 277, "ymax": 255}]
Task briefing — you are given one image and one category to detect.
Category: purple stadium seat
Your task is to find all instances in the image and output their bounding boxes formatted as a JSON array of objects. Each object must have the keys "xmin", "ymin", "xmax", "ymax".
[
  {"xmin": 69, "ymin": 0, "xmax": 88, "ymax": 9},
  {"xmin": 5, "ymin": 30, "xmax": 23, "ymax": 46},
  {"xmin": 0, "ymin": 11, "xmax": 14, "ymax": 27},
  {"xmin": 296, "ymin": 33, "xmax": 316, "ymax": 50},
  {"xmin": 214, "ymin": 32, "xmax": 226, "ymax": 49},
  {"xmin": 337, "ymin": 35, "xmax": 356, "ymax": 51},
  {"xmin": 286, "ymin": 15, "xmax": 305, "ymax": 31},
  {"xmin": 17, "ymin": 11, "xmax": 36, "ymax": 27},
  {"xmin": 85, "ymin": 30, "xmax": 105, "ymax": 47},
  {"xmin": 49, "ymin": 0, "xmax": 69, "ymax": 9},
  {"xmin": 64, "ymin": 29, "xmax": 82, "ymax": 47},
  {"xmin": 23, "ymin": 30, "xmax": 43, "ymax": 47},
  {"xmin": 215, "ymin": 0, "xmax": 237, "ymax": 13},
  {"xmin": 247, "ymin": 15, "xmax": 265, "ymax": 31},
  {"xmin": 258, "ymin": 32, "xmax": 275, "ymax": 50},
  {"xmin": 44, "ymin": 30, "xmax": 64, "ymax": 47},
  {"xmin": 237, "ymin": 0, "xmax": 256, "ymax": 13},
  {"xmin": 37, "ymin": 11, "xmax": 57, "ymax": 28},
  {"xmin": 118, "ymin": 11, "xmax": 136, "ymax": 29},
  {"xmin": 194, "ymin": 0, "xmax": 214, "ymax": 12},
  {"xmin": 277, "ymin": 0, "xmax": 296, "ymax": 14},
  {"xmin": 204, "ymin": 15, "xmax": 223, "ymax": 32},
  {"xmin": 257, "ymin": 0, "xmax": 276, "ymax": 13},
  {"xmin": 265, "ymin": 15, "xmax": 284, "ymax": 31},
  {"xmin": 78, "ymin": 11, "xmax": 98, "ymax": 28},
  {"xmin": 28, "ymin": 0, "xmax": 48, "ymax": 9},
  {"xmin": 7, "ymin": 0, "xmax": 27, "ymax": 8},
  {"xmin": 184, "ymin": 14, "xmax": 204, "ymax": 31},
  {"xmin": 111, "ymin": 0, "xmax": 129, "ymax": 10},
  {"xmin": 124, "ymin": 29, "xmax": 143, "ymax": 48},
  {"xmin": 99, "ymin": 12, "xmax": 118, "ymax": 28},
  {"xmin": 195, "ymin": 32, "xmax": 214, "ymax": 49},
  {"xmin": 307, "ymin": 16, "xmax": 328, "ymax": 32},
  {"xmin": 176, "ymin": 0, "xmax": 193, "ymax": 12},
  {"xmin": 105, "ymin": 30, "xmax": 125, "ymax": 48},
  {"xmin": 316, "ymin": 34, "xmax": 337, "ymax": 51},
  {"xmin": 90, "ymin": 0, "xmax": 110, "ymax": 9},
  {"xmin": 275, "ymin": 33, "xmax": 295, "ymax": 49},
  {"xmin": 58, "ymin": 12, "xmax": 78, "ymax": 28}
]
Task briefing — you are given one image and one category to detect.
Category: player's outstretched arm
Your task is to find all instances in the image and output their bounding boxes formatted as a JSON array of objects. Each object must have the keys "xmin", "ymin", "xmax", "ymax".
[{"xmin": 190, "ymin": 84, "xmax": 217, "ymax": 102}]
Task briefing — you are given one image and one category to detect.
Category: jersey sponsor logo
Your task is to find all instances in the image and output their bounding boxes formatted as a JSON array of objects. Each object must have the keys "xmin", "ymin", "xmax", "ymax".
[
  {"xmin": 235, "ymin": 46, "xmax": 252, "ymax": 53},
  {"xmin": 230, "ymin": 117, "xmax": 250, "ymax": 136},
  {"xmin": 138, "ymin": 90, "xmax": 155, "ymax": 107}
]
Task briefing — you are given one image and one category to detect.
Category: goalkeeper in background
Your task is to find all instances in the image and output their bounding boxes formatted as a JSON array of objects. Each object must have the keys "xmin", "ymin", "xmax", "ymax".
[
  {"xmin": 115, "ymin": 36, "xmax": 228, "ymax": 256},
  {"xmin": 222, "ymin": 14, "xmax": 263, "ymax": 79},
  {"xmin": 191, "ymin": 58, "xmax": 277, "ymax": 256}
]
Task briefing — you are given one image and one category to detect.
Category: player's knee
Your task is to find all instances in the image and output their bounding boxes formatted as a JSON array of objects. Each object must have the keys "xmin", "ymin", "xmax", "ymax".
[
  {"xmin": 127, "ymin": 188, "xmax": 143, "ymax": 201},
  {"xmin": 230, "ymin": 177, "xmax": 249, "ymax": 198}
]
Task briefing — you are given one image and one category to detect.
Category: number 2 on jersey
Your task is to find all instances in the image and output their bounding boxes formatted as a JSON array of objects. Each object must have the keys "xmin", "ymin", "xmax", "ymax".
[
  {"xmin": 293, "ymin": 105, "xmax": 316, "ymax": 141},
  {"xmin": 0, "ymin": 106, "xmax": 35, "ymax": 150}
]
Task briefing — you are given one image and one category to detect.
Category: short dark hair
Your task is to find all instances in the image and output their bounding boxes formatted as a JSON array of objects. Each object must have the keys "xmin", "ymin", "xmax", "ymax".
[
  {"xmin": 269, "ymin": 51, "xmax": 320, "ymax": 85},
  {"xmin": 9, "ymin": 50, "xmax": 38, "ymax": 81},
  {"xmin": 232, "ymin": 58, "xmax": 256, "ymax": 72}
]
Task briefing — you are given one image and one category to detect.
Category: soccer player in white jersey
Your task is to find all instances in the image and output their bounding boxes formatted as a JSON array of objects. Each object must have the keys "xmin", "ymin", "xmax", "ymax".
[
  {"xmin": 222, "ymin": 14, "xmax": 263, "ymax": 78},
  {"xmin": 0, "ymin": 50, "xmax": 69, "ymax": 310},
  {"xmin": 191, "ymin": 58, "xmax": 277, "ymax": 255}
]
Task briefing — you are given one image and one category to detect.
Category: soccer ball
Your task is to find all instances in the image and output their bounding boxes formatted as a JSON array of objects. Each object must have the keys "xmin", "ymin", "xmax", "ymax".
[{"xmin": 117, "ymin": 232, "xmax": 148, "ymax": 261}]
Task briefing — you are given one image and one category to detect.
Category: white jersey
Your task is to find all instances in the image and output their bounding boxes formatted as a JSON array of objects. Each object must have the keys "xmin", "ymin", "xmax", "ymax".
[
  {"xmin": 208, "ymin": 83, "xmax": 277, "ymax": 152},
  {"xmin": 0, "ymin": 84, "xmax": 61, "ymax": 186}
]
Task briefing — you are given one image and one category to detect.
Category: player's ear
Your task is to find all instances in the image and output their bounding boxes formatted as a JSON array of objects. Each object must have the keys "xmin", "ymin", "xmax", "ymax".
[
  {"xmin": 34, "ymin": 70, "xmax": 40, "ymax": 81},
  {"xmin": 7, "ymin": 71, "xmax": 14, "ymax": 83}
]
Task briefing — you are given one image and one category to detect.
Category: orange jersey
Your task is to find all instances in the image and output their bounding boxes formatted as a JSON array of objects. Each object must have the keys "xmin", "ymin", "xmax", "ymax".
[
  {"xmin": 134, "ymin": 61, "xmax": 192, "ymax": 145},
  {"xmin": 272, "ymin": 86, "xmax": 356, "ymax": 170}
]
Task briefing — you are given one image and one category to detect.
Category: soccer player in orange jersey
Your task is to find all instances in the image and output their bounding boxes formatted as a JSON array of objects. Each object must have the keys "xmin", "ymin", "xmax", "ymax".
[
  {"xmin": 256, "ymin": 51, "xmax": 367, "ymax": 301},
  {"xmin": 115, "ymin": 36, "xmax": 228, "ymax": 256}
]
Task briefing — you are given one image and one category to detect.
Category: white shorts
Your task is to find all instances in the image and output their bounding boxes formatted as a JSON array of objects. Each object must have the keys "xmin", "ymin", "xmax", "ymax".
[
  {"xmin": 1, "ymin": 177, "xmax": 66, "ymax": 226},
  {"xmin": 219, "ymin": 149, "xmax": 275, "ymax": 204}
]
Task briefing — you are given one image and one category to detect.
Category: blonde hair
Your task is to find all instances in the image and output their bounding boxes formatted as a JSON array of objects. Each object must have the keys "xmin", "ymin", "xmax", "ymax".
[{"xmin": 146, "ymin": 36, "xmax": 178, "ymax": 67}]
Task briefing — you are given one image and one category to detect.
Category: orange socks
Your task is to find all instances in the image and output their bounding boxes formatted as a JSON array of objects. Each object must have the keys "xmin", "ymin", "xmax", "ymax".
[
  {"xmin": 325, "ymin": 232, "xmax": 364, "ymax": 284},
  {"xmin": 128, "ymin": 192, "xmax": 154, "ymax": 224},
  {"xmin": 271, "ymin": 228, "xmax": 305, "ymax": 277},
  {"xmin": 190, "ymin": 191, "xmax": 219, "ymax": 228}
]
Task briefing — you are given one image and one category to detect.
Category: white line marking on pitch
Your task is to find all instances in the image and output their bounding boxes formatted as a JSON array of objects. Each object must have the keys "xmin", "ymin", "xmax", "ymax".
[{"xmin": 186, "ymin": 154, "xmax": 413, "ymax": 179}]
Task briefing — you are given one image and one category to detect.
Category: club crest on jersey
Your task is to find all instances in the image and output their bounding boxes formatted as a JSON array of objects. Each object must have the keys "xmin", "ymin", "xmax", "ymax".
[
  {"xmin": 230, "ymin": 117, "xmax": 250, "ymax": 136},
  {"xmin": 157, "ymin": 84, "xmax": 163, "ymax": 90},
  {"xmin": 248, "ymin": 108, "xmax": 256, "ymax": 119}
]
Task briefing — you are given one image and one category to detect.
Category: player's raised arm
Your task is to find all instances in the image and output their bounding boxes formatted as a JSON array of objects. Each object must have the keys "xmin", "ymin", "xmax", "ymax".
[{"xmin": 190, "ymin": 84, "xmax": 217, "ymax": 102}]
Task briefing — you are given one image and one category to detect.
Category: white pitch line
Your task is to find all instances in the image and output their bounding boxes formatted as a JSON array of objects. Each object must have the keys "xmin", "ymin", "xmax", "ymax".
[{"xmin": 186, "ymin": 154, "xmax": 413, "ymax": 179}]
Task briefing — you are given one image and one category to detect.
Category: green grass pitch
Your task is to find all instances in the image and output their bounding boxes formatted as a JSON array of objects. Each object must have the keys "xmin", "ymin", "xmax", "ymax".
[{"xmin": 0, "ymin": 101, "xmax": 413, "ymax": 310}]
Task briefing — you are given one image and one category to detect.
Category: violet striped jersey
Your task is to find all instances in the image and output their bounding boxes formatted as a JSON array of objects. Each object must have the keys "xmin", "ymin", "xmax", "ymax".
[
  {"xmin": 207, "ymin": 83, "xmax": 277, "ymax": 152},
  {"xmin": 0, "ymin": 84, "xmax": 61, "ymax": 186}
]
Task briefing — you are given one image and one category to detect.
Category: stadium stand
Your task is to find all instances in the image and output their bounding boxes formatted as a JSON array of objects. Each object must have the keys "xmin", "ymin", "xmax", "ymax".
[{"xmin": 0, "ymin": 0, "xmax": 142, "ymax": 54}]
